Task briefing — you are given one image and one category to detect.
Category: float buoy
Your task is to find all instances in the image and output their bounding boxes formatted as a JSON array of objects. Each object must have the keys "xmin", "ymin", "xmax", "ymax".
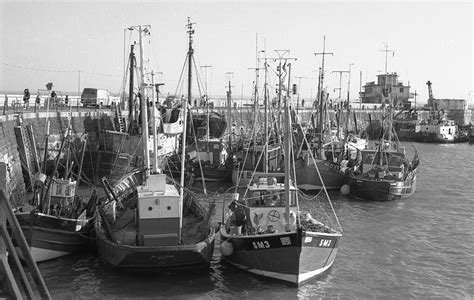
[
  {"xmin": 220, "ymin": 240, "xmax": 233, "ymax": 256},
  {"xmin": 340, "ymin": 184, "xmax": 350, "ymax": 195}
]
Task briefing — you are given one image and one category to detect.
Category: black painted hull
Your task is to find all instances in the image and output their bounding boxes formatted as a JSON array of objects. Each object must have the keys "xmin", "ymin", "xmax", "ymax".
[
  {"xmin": 220, "ymin": 227, "xmax": 341, "ymax": 285},
  {"xmin": 348, "ymin": 172, "xmax": 417, "ymax": 201},
  {"xmin": 14, "ymin": 212, "xmax": 94, "ymax": 262},
  {"xmin": 95, "ymin": 219, "xmax": 215, "ymax": 269}
]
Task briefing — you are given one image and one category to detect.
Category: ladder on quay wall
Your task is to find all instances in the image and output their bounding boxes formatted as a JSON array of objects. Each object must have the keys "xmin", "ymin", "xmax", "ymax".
[
  {"xmin": 14, "ymin": 120, "xmax": 41, "ymax": 192},
  {"xmin": 114, "ymin": 103, "xmax": 126, "ymax": 133},
  {"xmin": 0, "ymin": 189, "xmax": 51, "ymax": 299}
]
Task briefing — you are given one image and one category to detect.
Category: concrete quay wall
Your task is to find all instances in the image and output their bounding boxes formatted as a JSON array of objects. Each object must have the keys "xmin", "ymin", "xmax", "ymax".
[{"xmin": 0, "ymin": 110, "xmax": 115, "ymax": 204}]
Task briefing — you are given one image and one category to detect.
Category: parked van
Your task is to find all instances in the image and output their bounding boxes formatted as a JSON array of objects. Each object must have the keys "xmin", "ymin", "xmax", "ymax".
[{"xmin": 81, "ymin": 88, "xmax": 112, "ymax": 108}]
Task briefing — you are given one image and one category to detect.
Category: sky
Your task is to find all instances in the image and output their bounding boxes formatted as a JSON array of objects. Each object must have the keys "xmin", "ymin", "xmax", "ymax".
[{"xmin": 1, "ymin": 0, "xmax": 473, "ymax": 106}]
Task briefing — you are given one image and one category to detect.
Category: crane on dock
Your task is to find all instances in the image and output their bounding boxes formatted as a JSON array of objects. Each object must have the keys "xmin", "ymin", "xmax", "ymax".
[{"xmin": 426, "ymin": 81, "xmax": 434, "ymax": 100}]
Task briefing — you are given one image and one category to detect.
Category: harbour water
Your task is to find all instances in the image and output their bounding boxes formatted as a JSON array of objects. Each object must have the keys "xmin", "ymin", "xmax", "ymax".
[{"xmin": 38, "ymin": 142, "xmax": 473, "ymax": 299}]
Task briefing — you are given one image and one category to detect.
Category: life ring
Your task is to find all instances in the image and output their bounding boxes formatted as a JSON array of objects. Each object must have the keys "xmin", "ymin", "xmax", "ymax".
[{"xmin": 267, "ymin": 210, "xmax": 280, "ymax": 222}]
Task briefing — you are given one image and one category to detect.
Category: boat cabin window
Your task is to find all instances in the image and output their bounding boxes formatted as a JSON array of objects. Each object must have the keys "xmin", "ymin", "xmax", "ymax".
[{"xmin": 248, "ymin": 190, "xmax": 296, "ymax": 207}]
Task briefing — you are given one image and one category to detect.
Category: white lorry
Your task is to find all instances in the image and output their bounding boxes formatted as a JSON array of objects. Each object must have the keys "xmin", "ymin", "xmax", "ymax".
[{"xmin": 80, "ymin": 88, "xmax": 112, "ymax": 108}]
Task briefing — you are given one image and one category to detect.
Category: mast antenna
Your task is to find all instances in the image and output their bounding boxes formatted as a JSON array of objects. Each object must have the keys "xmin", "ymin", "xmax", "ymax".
[
  {"xmin": 379, "ymin": 43, "xmax": 394, "ymax": 75},
  {"xmin": 186, "ymin": 17, "xmax": 196, "ymax": 47}
]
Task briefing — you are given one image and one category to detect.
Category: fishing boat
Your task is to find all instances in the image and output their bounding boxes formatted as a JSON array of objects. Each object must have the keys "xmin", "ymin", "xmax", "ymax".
[
  {"xmin": 82, "ymin": 29, "xmax": 183, "ymax": 184},
  {"xmin": 293, "ymin": 39, "xmax": 356, "ymax": 191},
  {"xmin": 394, "ymin": 109, "xmax": 468, "ymax": 143},
  {"xmin": 13, "ymin": 122, "xmax": 97, "ymax": 262},
  {"xmin": 182, "ymin": 25, "xmax": 232, "ymax": 183},
  {"xmin": 94, "ymin": 22, "xmax": 216, "ymax": 270},
  {"xmin": 231, "ymin": 47, "xmax": 283, "ymax": 186},
  {"xmin": 188, "ymin": 137, "xmax": 233, "ymax": 181},
  {"xmin": 220, "ymin": 60, "xmax": 342, "ymax": 285},
  {"xmin": 345, "ymin": 103, "xmax": 420, "ymax": 201}
]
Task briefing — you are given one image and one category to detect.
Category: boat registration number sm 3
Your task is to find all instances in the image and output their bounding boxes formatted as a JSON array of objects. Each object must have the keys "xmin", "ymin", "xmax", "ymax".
[{"xmin": 251, "ymin": 236, "xmax": 293, "ymax": 250}]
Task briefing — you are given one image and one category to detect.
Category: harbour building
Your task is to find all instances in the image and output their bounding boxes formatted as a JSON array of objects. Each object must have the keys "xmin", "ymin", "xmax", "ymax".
[{"xmin": 359, "ymin": 73, "xmax": 412, "ymax": 107}]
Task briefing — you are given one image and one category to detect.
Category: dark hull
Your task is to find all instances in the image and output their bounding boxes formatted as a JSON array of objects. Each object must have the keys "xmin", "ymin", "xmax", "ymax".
[
  {"xmin": 15, "ymin": 213, "xmax": 93, "ymax": 262},
  {"xmin": 95, "ymin": 222, "xmax": 216, "ymax": 269},
  {"xmin": 193, "ymin": 165, "xmax": 232, "ymax": 182},
  {"xmin": 348, "ymin": 172, "xmax": 417, "ymax": 201},
  {"xmin": 220, "ymin": 228, "xmax": 341, "ymax": 285},
  {"xmin": 294, "ymin": 159, "xmax": 345, "ymax": 190}
]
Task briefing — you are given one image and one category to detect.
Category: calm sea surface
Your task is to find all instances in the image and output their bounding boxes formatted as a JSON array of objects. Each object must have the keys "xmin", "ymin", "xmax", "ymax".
[{"xmin": 38, "ymin": 142, "xmax": 474, "ymax": 299}]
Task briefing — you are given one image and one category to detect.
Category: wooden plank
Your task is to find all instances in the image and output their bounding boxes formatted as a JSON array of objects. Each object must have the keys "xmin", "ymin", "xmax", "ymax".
[
  {"xmin": 0, "ymin": 255, "xmax": 23, "ymax": 300},
  {"xmin": 0, "ymin": 224, "xmax": 33, "ymax": 298},
  {"xmin": 1, "ymin": 190, "xmax": 51, "ymax": 300}
]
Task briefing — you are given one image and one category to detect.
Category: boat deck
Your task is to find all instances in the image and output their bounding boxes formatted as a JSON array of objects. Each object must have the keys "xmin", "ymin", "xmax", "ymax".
[{"xmin": 111, "ymin": 208, "xmax": 209, "ymax": 246}]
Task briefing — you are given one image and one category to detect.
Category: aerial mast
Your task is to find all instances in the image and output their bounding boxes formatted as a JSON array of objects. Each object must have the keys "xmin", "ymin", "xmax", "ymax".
[{"xmin": 380, "ymin": 44, "xmax": 394, "ymax": 75}]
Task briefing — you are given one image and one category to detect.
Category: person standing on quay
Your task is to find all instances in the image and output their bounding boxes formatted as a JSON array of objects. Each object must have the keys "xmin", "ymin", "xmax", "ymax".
[
  {"xmin": 4, "ymin": 94, "xmax": 8, "ymax": 111},
  {"xmin": 23, "ymin": 88, "xmax": 30, "ymax": 109},
  {"xmin": 35, "ymin": 93, "xmax": 41, "ymax": 112},
  {"xmin": 50, "ymin": 90, "xmax": 57, "ymax": 109}
]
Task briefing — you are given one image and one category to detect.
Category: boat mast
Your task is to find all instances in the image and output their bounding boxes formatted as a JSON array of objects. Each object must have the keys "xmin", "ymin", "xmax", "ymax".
[
  {"xmin": 187, "ymin": 17, "xmax": 194, "ymax": 107},
  {"xmin": 151, "ymin": 71, "xmax": 160, "ymax": 174},
  {"xmin": 179, "ymin": 89, "xmax": 189, "ymax": 244},
  {"xmin": 226, "ymin": 72, "xmax": 233, "ymax": 148},
  {"xmin": 263, "ymin": 55, "xmax": 269, "ymax": 173},
  {"xmin": 128, "ymin": 44, "xmax": 136, "ymax": 132},
  {"xmin": 180, "ymin": 18, "xmax": 196, "ymax": 239},
  {"xmin": 138, "ymin": 25, "xmax": 150, "ymax": 179},
  {"xmin": 283, "ymin": 62, "xmax": 292, "ymax": 232},
  {"xmin": 380, "ymin": 44, "xmax": 394, "ymax": 143},
  {"xmin": 201, "ymin": 64, "xmax": 212, "ymax": 145},
  {"xmin": 249, "ymin": 36, "xmax": 260, "ymax": 161},
  {"xmin": 184, "ymin": 18, "xmax": 207, "ymax": 194},
  {"xmin": 314, "ymin": 36, "xmax": 333, "ymax": 157}
]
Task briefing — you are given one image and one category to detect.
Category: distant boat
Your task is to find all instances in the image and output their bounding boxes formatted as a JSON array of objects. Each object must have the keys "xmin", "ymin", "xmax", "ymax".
[
  {"xmin": 394, "ymin": 109, "xmax": 468, "ymax": 143},
  {"xmin": 346, "ymin": 106, "xmax": 420, "ymax": 201},
  {"xmin": 188, "ymin": 138, "xmax": 233, "ymax": 181},
  {"xmin": 82, "ymin": 32, "xmax": 183, "ymax": 184},
  {"xmin": 232, "ymin": 144, "xmax": 283, "ymax": 186},
  {"xmin": 173, "ymin": 20, "xmax": 232, "ymax": 183},
  {"xmin": 220, "ymin": 61, "xmax": 342, "ymax": 285}
]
